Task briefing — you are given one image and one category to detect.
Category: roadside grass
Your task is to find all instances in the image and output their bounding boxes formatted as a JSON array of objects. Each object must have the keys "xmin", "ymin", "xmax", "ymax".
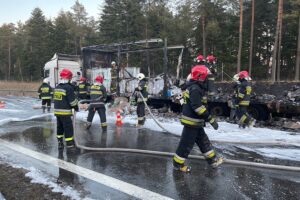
[
  {"xmin": 0, "ymin": 81, "xmax": 41, "ymax": 90},
  {"xmin": 0, "ymin": 81, "xmax": 41, "ymax": 97}
]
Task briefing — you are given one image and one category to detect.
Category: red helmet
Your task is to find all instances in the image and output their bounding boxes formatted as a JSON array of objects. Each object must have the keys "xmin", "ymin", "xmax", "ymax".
[
  {"xmin": 80, "ymin": 77, "xmax": 87, "ymax": 82},
  {"xmin": 206, "ymin": 55, "xmax": 216, "ymax": 63},
  {"xmin": 95, "ymin": 75, "xmax": 104, "ymax": 83},
  {"xmin": 60, "ymin": 69, "xmax": 73, "ymax": 80},
  {"xmin": 191, "ymin": 65, "xmax": 209, "ymax": 81},
  {"xmin": 196, "ymin": 55, "xmax": 205, "ymax": 62},
  {"xmin": 239, "ymin": 71, "xmax": 249, "ymax": 79}
]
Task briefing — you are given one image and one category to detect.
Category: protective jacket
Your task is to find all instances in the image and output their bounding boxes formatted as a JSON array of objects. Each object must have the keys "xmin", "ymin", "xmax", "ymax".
[
  {"xmin": 38, "ymin": 83, "xmax": 53, "ymax": 100},
  {"xmin": 77, "ymin": 82, "xmax": 90, "ymax": 99},
  {"xmin": 136, "ymin": 79, "xmax": 148, "ymax": 102},
  {"xmin": 237, "ymin": 79, "xmax": 252, "ymax": 106},
  {"xmin": 181, "ymin": 81, "xmax": 212, "ymax": 127},
  {"xmin": 89, "ymin": 84, "xmax": 107, "ymax": 107},
  {"xmin": 53, "ymin": 83, "xmax": 78, "ymax": 116}
]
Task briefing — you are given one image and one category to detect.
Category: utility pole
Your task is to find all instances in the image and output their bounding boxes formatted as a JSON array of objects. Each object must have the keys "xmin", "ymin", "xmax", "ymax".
[{"xmin": 163, "ymin": 38, "xmax": 168, "ymax": 98}]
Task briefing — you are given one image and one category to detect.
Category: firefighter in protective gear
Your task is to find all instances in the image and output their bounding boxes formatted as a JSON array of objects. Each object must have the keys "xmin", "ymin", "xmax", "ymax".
[
  {"xmin": 236, "ymin": 71, "xmax": 254, "ymax": 128},
  {"xmin": 135, "ymin": 73, "xmax": 148, "ymax": 126},
  {"xmin": 38, "ymin": 78, "xmax": 53, "ymax": 113},
  {"xmin": 53, "ymin": 69, "xmax": 78, "ymax": 150},
  {"xmin": 86, "ymin": 75, "xmax": 107, "ymax": 131},
  {"xmin": 173, "ymin": 65, "xmax": 223, "ymax": 173},
  {"xmin": 110, "ymin": 61, "xmax": 118, "ymax": 94},
  {"xmin": 229, "ymin": 74, "xmax": 241, "ymax": 121},
  {"xmin": 77, "ymin": 77, "xmax": 90, "ymax": 100}
]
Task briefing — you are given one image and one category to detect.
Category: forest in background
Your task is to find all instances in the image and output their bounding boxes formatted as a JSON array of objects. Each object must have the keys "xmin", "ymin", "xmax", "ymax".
[{"xmin": 0, "ymin": 0, "xmax": 299, "ymax": 82}]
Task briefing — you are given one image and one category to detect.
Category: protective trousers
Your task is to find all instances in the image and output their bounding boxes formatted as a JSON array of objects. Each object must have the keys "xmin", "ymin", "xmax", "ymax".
[
  {"xmin": 42, "ymin": 99, "xmax": 51, "ymax": 112},
  {"xmin": 56, "ymin": 116, "xmax": 74, "ymax": 145},
  {"xmin": 237, "ymin": 106, "xmax": 253, "ymax": 127},
  {"xmin": 175, "ymin": 126, "xmax": 214, "ymax": 159},
  {"xmin": 137, "ymin": 102, "xmax": 145, "ymax": 125},
  {"xmin": 87, "ymin": 106, "xmax": 107, "ymax": 128}
]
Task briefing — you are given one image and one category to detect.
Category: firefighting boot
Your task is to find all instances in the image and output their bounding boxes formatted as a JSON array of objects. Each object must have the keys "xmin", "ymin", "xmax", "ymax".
[
  {"xmin": 57, "ymin": 139, "xmax": 64, "ymax": 150},
  {"xmin": 47, "ymin": 106, "xmax": 51, "ymax": 112},
  {"xmin": 42, "ymin": 106, "xmax": 46, "ymax": 113},
  {"xmin": 173, "ymin": 155, "xmax": 191, "ymax": 173},
  {"xmin": 101, "ymin": 122, "xmax": 107, "ymax": 131},
  {"xmin": 85, "ymin": 122, "xmax": 92, "ymax": 130},
  {"xmin": 204, "ymin": 150, "xmax": 223, "ymax": 168}
]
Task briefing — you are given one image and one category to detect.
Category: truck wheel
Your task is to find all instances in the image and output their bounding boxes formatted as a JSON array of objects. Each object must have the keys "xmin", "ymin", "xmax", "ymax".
[{"xmin": 210, "ymin": 106, "xmax": 224, "ymax": 116}]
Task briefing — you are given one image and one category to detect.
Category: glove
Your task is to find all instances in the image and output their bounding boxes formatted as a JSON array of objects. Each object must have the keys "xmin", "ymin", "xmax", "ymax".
[
  {"xmin": 134, "ymin": 87, "xmax": 139, "ymax": 91},
  {"xmin": 208, "ymin": 116, "xmax": 218, "ymax": 130},
  {"xmin": 73, "ymin": 105, "xmax": 79, "ymax": 112},
  {"xmin": 130, "ymin": 98, "xmax": 136, "ymax": 106}
]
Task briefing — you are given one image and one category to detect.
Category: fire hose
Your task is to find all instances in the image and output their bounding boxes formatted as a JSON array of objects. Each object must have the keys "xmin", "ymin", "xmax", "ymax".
[{"xmin": 72, "ymin": 94, "xmax": 300, "ymax": 172}]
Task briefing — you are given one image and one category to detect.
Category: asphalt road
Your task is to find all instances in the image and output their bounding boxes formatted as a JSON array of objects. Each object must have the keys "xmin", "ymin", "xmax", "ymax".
[{"xmin": 0, "ymin": 117, "xmax": 300, "ymax": 200}]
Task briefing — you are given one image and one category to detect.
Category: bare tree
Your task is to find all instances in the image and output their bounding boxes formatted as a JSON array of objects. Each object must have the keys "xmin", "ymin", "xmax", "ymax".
[
  {"xmin": 202, "ymin": 15, "xmax": 206, "ymax": 57},
  {"xmin": 277, "ymin": 0, "xmax": 283, "ymax": 81},
  {"xmin": 271, "ymin": 0, "xmax": 283, "ymax": 83},
  {"xmin": 237, "ymin": 0, "xmax": 243, "ymax": 73},
  {"xmin": 249, "ymin": 0, "xmax": 255, "ymax": 76},
  {"xmin": 295, "ymin": 15, "xmax": 300, "ymax": 81}
]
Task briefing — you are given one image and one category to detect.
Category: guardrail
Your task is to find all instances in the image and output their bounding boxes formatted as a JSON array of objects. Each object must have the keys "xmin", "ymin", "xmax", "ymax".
[{"xmin": 0, "ymin": 89, "xmax": 37, "ymax": 97}]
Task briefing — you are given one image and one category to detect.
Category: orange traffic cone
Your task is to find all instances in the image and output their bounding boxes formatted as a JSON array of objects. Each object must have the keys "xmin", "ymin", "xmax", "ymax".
[
  {"xmin": 116, "ymin": 111, "xmax": 123, "ymax": 126},
  {"xmin": 0, "ymin": 101, "xmax": 5, "ymax": 109}
]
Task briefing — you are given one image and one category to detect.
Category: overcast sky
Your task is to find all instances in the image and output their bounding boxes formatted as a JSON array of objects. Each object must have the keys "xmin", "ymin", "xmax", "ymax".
[{"xmin": 0, "ymin": 0, "xmax": 104, "ymax": 25}]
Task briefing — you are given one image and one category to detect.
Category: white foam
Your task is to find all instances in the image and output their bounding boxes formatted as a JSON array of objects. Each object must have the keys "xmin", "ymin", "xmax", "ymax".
[{"xmin": 0, "ymin": 113, "xmax": 54, "ymax": 126}]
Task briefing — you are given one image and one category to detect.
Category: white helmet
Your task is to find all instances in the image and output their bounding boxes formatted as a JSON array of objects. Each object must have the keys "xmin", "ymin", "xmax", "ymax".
[
  {"xmin": 233, "ymin": 74, "xmax": 239, "ymax": 82},
  {"xmin": 186, "ymin": 74, "xmax": 191, "ymax": 81},
  {"xmin": 111, "ymin": 61, "xmax": 116, "ymax": 66},
  {"xmin": 137, "ymin": 73, "xmax": 145, "ymax": 81},
  {"xmin": 43, "ymin": 78, "xmax": 49, "ymax": 83}
]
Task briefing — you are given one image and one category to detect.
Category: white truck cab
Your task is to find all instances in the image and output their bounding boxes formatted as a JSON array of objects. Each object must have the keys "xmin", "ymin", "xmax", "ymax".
[{"xmin": 44, "ymin": 53, "xmax": 82, "ymax": 88}]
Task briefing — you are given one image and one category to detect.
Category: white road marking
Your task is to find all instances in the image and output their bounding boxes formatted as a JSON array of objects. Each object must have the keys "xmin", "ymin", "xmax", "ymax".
[{"xmin": 0, "ymin": 139, "xmax": 174, "ymax": 200}]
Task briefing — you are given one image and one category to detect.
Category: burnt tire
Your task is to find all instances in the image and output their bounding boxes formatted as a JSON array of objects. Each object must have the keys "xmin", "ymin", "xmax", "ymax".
[
  {"xmin": 210, "ymin": 106, "xmax": 224, "ymax": 116},
  {"xmin": 248, "ymin": 105, "xmax": 269, "ymax": 121}
]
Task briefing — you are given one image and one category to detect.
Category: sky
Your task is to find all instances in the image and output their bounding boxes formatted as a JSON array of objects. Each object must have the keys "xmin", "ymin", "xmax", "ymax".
[{"xmin": 0, "ymin": 0, "xmax": 104, "ymax": 25}]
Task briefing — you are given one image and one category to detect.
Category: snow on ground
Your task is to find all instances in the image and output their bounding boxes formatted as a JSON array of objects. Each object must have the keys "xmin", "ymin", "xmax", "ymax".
[{"xmin": 0, "ymin": 146, "xmax": 92, "ymax": 200}]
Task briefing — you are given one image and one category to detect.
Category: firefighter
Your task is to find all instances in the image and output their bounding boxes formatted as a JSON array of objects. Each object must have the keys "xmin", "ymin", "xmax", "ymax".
[
  {"xmin": 77, "ymin": 77, "xmax": 90, "ymax": 100},
  {"xmin": 38, "ymin": 78, "xmax": 53, "ymax": 113},
  {"xmin": 134, "ymin": 73, "xmax": 148, "ymax": 126},
  {"xmin": 173, "ymin": 65, "xmax": 223, "ymax": 173},
  {"xmin": 86, "ymin": 75, "xmax": 107, "ymax": 131},
  {"xmin": 110, "ymin": 61, "xmax": 118, "ymax": 94},
  {"xmin": 53, "ymin": 69, "xmax": 78, "ymax": 150},
  {"xmin": 236, "ymin": 71, "xmax": 255, "ymax": 128},
  {"xmin": 229, "ymin": 74, "xmax": 241, "ymax": 121}
]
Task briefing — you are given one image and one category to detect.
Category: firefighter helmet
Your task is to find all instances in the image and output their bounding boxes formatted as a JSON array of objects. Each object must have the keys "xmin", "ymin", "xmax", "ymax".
[
  {"xmin": 43, "ymin": 78, "xmax": 49, "ymax": 83},
  {"xmin": 111, "ymin": 61, "xmax": 116, "ymax": 66},
  {"xmin": 238, "ymin": 71, "xmax": 249, "ymax": 79},
  {"xmin": 206, "ymin": 55, "xmax": 216, "ymax": 63},
  {"xmin": 137, "ymin": 73, "xmax": 145, "ymax": 81},
  {"xmin": 95, "ymin": 75, "xmax": 104, "ymax": 83},
  {"xmin": 196, "ymin": 55, "xmax": 205, "ymax": 63},
  {"xmin": 191, "ymin": 65, "xmax": 209, "ymax": 81},
  {"xmin": 60, "ymin": 69, "xmax": 73, "ymax": 80}
]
